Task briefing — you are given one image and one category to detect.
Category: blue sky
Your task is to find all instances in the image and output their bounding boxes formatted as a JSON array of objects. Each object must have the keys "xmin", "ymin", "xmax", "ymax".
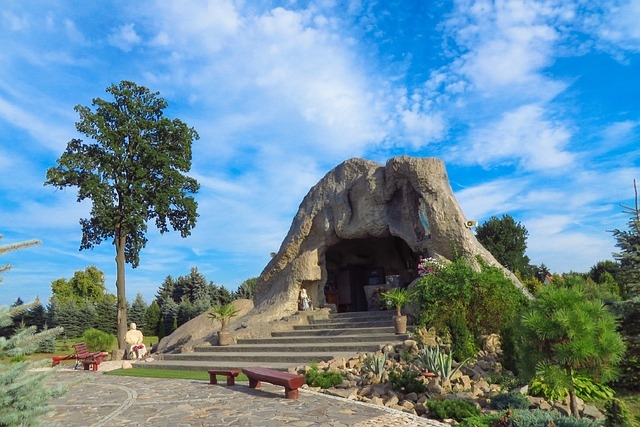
[{"xmin": 1, "ymin": 0, "xmax": 639, "ymax": 307}]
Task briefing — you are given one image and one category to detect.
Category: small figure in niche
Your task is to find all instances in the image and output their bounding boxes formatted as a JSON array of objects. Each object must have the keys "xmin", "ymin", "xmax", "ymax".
[{"xmin": 299, "ymin": 288, "xmax": 312, "ymax": 311}]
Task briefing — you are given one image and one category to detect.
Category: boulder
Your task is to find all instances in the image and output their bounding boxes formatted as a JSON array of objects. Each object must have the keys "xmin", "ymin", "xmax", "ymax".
[{"xmin": 253, "ymin": 156, "xmax": 531, "ymax": 319}]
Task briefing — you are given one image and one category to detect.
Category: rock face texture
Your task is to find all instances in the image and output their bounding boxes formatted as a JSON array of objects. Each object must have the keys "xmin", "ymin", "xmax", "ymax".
[{"xmin": 252, "ymin": 156, "xmax": 529, "ymax": 320}]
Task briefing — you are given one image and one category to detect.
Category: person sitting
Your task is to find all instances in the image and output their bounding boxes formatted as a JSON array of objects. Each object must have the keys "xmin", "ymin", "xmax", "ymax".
[{"xmin": 124, "ymin": 322, "xmax": 147, "ymax": 359}]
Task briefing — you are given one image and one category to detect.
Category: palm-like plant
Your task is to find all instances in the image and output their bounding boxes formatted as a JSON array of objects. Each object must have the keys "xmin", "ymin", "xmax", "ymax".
[
  {"xmin": 208, "ymin": 303, "xmax": 240, "ymax": 331},
  {"xmin": 381, "ymin": 287, "xmax": 413, "ymax": 316}
]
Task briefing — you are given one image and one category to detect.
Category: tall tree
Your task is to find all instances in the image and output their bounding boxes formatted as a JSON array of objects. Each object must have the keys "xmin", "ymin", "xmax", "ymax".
[
  {"xmin": 51, "ymin": 265, "xmax": 108, "ymax": 304},
  {"xmin": 44, "ymin": 80, "xmax": 200, "ymax": 348},
  {"xmin": 0, "ymin": 235, "xmax": 65, "ymax": 425},
  {"xmin": 128, "ymin": 292, "xmax": 148, "ymax": 332},
  {"xmin": 476, "ymin": 214, "xmax": 532, "ymax": 276},
  {"xmin": 517, "ymin": 277, "xmax": 626, "ymax": 418},
  {"xmin": 611, "ymin": 179, "xmax": 640, "ymax": 299}
]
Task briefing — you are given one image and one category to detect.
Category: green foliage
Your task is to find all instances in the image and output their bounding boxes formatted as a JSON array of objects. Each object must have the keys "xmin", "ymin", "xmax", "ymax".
[
  {"xmin": 509, "ymin": 408, "xmax": 602, "ymax": 427},
  {"xmin": 208, "ymin": 303, "xmax": 240, "ymax": 330},
  {"xmin": 45, "ymin": 80, "xmax": 200, "ymax": 347},
  {"xmin": 304, "ymin": 366, "xmax": 343, "ymax": 389},
  {"xmin": 50, "ymin": 265, "xmax": 108, "ymax": 304},
  {"xmin": 235, "ymin": 278, "xmax": 257, "ymax": 300},
  {"xmin": 388, "ymin": 370, "xmax": 427, "ymax": 394},
  {"xmin": 0, "ymin": 236, "xmax": 67, "ymax": 426},
  {"xmin": 604, "ymin": 398, "xmax": 634, "ymax": 427},
  {"xmin": 416, "ymin": 344, "xmax": 469, "ymax": 382},
  {"xmin": 128, "ymin": 293, "xmax": 148, "ymax": 332},
  {"xmin": 517, "ymin": 278, "xmax": 626, "ymax": 416},
  {"xmin": 490, "ymin": 390, "xmax": 530, "ymax": 410},
  {"xmin": 416, "ymin": 255, "xmax": 526, "ymax": 357},
  {"xmin": 458, "ymin": 413, "xmax": 500, "ymax": 427},
  {"xmin": 380, "ymin": 287, "xmax": 414, "ymax": 315},
  {"xmin": 610, "ymin": 183, "xmax": 640, "ymax": 298},
  {"xmin": 363, "ymin": 352, "xmax": 387, "ymax": 377},
  {"xmin": 144, "ymin": 301, "xmax": 161, "ymax": 337},
  {"xmin": 81, "ymin": 328, "xmax": 116, "ymax": 352},
  {"xmin": 426, "ymin": 398, "xmax": 480, "ymax": 421},
  {"xmin": 475, "ymin": 214, "xmax": 531, "ymax": 277}
]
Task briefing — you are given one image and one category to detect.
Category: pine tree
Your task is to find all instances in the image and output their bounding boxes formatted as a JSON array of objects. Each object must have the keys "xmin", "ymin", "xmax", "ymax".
[
  {"xmin": 144, "ymin": 301, "xmax": 161, "ymax": 337},
  {"xmin": 128, "ymin": 293, "xmax": 148, "ymax": 332},
  {"xmin": 611, "ymin": 180, "xmax": 640, "ymax": 299},
  {"xmin": 0, "ymin": 235, "xmax": 66, "ymax": 426}
]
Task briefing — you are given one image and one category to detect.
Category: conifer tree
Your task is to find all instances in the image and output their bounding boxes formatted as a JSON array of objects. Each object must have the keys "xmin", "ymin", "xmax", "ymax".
[
  {"xmin": 0, "ymin": 235, "xmax": 66, "ymax": 426},
  {"xmin": 611, "ymin": 179, "xmax": 640, "ymax": 298}
]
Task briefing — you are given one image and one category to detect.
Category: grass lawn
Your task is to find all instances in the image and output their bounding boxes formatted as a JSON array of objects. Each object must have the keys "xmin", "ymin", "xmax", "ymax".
[{"xmin": 105, "ymin": 367, "xmax": 249, "ymax": 382}]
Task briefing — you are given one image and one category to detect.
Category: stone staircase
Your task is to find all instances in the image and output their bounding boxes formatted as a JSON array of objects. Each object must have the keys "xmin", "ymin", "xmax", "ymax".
[{"xmin": 135, "ymin": 310, "xmax": 409, "ymax": 372}]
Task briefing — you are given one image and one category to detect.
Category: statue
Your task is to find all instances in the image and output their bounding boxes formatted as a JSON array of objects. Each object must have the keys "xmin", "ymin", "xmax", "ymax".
[
  {"xmin": 299, "ymin": 288, "xmax": 311, "ymax": 311},
  {"xmin": 124, "ymin": 322, "xmax": 147, "ymax": 359}
]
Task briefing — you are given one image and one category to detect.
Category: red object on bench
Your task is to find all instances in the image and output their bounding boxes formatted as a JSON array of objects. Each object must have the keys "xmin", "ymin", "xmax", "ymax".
[
  {"xmin": 51, "ymin": 342, "xmax": 109, "ymax": 371},
  {"xmin": 242, "ymin": 367, "xmax": 305, "ymax": 399},
  {"xmin": 208, "ymin": 369, "xmax": 241, "ymax": 386}
]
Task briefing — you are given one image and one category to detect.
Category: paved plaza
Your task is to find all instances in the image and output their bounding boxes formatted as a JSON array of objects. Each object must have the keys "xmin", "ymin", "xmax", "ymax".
[{"xmin": 42, "ymin": 367, "xmax": 447, "ymax": 426}]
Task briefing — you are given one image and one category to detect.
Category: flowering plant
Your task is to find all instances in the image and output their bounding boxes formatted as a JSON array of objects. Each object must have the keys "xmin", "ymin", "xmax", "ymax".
[{"xmin": 417, "ymin": 257, "xmax": 443, "ymax": 276}]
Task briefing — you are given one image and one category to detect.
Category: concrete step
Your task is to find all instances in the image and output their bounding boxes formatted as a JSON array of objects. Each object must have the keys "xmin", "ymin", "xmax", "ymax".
[
  {"xmin": 273, "ymin": 326, "xmax": 399, "ymax": 336},
  {"xmin": 161, "ymin": 351, "xmax": 352, "ymax": 364},
  {"xmin": 237, "ymin": 334, "xmax": 407, "ymax": 344},
  {"xmin": 134, "ymin": 360, "xmax": 299, "ymax": 372},
  {"xmin": 192, "ymin": 342, "xmax": 387, "ymax": 354}
]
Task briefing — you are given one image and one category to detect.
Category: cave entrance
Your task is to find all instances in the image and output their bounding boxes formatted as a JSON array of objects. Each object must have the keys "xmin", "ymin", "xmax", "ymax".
[{"xmin": 323, "ymin": 236, "xmax": 420, "ymax": 313}]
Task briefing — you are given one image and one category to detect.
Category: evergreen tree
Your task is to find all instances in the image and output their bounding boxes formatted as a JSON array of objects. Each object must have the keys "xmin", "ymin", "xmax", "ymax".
[
  {"xmin": 161, "ymin": 299, "xmax": 179, "ymax": 335},
  {"xmin": 128, "ymin": 292, "xmax": 148, "ymax": 332},
  {"xmin": 611, "ymin": 180, "xmax": 640, "ymax": 299},
  {"xmin": 517, "ymin": 278, "xmax": 626, "ymax": 418},
  {"xmin": 234, "ymin": 277, "xmax": 257, "ymax": 300},
  {"xmin": 144, "ymin": 301, "xmax": 161, "ymax": 337},
  {"xmin": 94, "ymin": 295, "xmax": 118, "ymax": 335},
  {"xmin": 0, "ymin": 235, "xmax": 66, "ymax": 426}
]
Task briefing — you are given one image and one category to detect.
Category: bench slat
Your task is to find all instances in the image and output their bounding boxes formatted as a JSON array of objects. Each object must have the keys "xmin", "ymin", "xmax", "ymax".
[{"xmin": 242, "ymin": 367, "xmax": 305, "ymax": 399}]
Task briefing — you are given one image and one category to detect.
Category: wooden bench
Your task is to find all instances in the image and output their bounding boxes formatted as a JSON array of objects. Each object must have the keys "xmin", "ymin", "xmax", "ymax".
[
  {"xmin": 242, "ymin": 367, "xmax": 305, "ymax": 399},
  {"xmin": 51, "ymin": 342, "xmax": 109, "ymax": 371},
  {"xmin": 208, "ymin": 369, "xmax": 240, "ymax": 386}
]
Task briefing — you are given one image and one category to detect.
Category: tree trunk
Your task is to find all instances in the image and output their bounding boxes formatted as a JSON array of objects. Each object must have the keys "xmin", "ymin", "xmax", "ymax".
[
  {"xmin": 568, "ymin": 368, "xmax": 580, "ymax": 418},
  {"xmin": 115, "ymin": 233, "xmax": 127, "ymax": 349}
]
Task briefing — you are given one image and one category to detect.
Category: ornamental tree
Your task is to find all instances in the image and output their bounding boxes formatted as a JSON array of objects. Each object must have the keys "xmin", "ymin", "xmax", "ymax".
[
  {"xmin": 44, "ymin": 80, "xmax": 200, "ymax": 348},
  {"xmin": 475, "ymin": 214, "xmax": 532, "ymax": 276},
  {"xmin": 516, "ymin": 277, "xmax": 626, "ymax": 418}
]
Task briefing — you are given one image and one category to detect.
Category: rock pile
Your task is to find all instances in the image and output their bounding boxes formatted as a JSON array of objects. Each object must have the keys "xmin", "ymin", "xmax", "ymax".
[{"xmin": 292, "ymin": 338, "xmax": 605, "ymax": 424}]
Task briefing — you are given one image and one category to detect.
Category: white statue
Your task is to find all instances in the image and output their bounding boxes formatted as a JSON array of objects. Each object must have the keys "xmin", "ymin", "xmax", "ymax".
[
  {"xmin": 299, "ymin": 289, "xmax": 311, "ymax": 311},
  {"xmin": 124, "ymin": 322, "xmax": 147, "ymax": 359}
]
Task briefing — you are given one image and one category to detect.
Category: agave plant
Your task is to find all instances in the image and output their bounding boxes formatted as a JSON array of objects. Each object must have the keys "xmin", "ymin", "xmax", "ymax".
[
  {"xmin": 416, "ymin": 344, "xmax": 469, "ymax": 384},
  {"xmin": 364, "ymin": 352, "xmax": 388, "ymax": 378}
]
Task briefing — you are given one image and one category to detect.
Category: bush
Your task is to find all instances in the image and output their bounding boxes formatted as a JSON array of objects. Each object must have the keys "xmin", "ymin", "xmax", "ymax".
[
  {"xmin": 490, "ymin": 390, "xmax": 530, "ymax": 410},
  {"xmin": 305, "ymin": 365, "xmax": 343, "ymax": 389},
  {"xmin": 458, "ymin": 413, "xmax": 500, "ymax": 427},
  {"xmin": 510, "ymin": 408, "xmax": 602, "ymax": 427},
  {"xmin": 604, "ymin": 398, "xmax": 634, "ymax": 427},
  {"xmin": 81, "ymin": 328, "xmax": 116, "ymax": 352},
  {"xmin": 388, "ymin": 370, "xmax": 426, "ymax": 394},
  {"xmin": 426, "ymin": 398, "xmax": 480, "ymax": 421}
]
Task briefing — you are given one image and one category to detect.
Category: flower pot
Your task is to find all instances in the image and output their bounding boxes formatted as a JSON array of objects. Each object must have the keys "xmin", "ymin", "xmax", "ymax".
[
  {"xmin": 217, "ymin": 329, "xmax": 233, "ymax": 346},
  {"xmin": 393, "ymin": 315, "xmax": 407, "ymax": 334}
]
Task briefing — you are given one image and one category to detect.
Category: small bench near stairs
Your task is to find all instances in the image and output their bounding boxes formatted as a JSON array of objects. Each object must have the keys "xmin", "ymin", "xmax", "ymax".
[
  {"xmin": 208, "ymin": 369, "xmax": 240, "ymax": 386},
  {"xmin": 242, "ymin": 367, "xmax": 305, "ymax": 399}
]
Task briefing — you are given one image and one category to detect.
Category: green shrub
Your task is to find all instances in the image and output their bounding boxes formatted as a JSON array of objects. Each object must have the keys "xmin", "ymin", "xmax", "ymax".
[
  {"xmin": 490, "ymin": 390, "xmax": 530, "ymax": 410},
  {"xmin": 426, "ymin": 398, "xmax": 480, "ymax": 421},
  {"xmin": 304, "ymin": 366, "xmax": 343, "ymax": 389},
  {"xmin": 510, "ymin": 408, "xmax": 602, "ymax": 427},
  {"xmin": 604, "ymin": 398, "xmax": 634, "ymax": 427},
  {"xmin": 458, "ymin": 413, "xmax": 500, "ymax": 427},
  {"xmin": 388, "ymin": 370, "xmax": 426, "ymax": 394},
  {"xmin": 81, "ymin": 328, "xmax": 116, "ymax": 352}
]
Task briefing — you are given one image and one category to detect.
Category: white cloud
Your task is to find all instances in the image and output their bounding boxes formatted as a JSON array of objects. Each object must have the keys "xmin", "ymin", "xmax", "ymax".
[
  {"xmin": 451, "ymin": 104, "xmax": 573, "ymax": 171},
  {"xmin": 108, "ymin": 23, "xmax": 142, "ymax": 52},
  {"xmin": 597, "ymin": 0, "xmax": 640, "ymax": 51}
]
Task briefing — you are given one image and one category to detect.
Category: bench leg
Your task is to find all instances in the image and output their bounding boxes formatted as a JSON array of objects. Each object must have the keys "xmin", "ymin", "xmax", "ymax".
[
  {"xmin": 248, "ymin": 378, "xmax": 261, "ymax": 389},
  {"xmin": 209, "ymin": 374, "xmax": 218, "ymax": 385},
  {"xmin": 226, "ymin": 375, "xmax": 236, "ymax": 386},
  {"xmin": 284, "ymin": 387, "xmax": 299, "ymax": 399}
]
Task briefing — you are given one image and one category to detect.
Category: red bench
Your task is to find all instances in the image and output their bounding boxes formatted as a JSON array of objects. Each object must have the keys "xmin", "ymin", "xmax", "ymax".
[
  {"xmin": 51, "ymin": 342, "xmax": 109, "ymax": 371},
  {"xmin": 208, "ymin": 369, "xmax": 240, "ymax": 386},
  {"xmin": 242, "ymin": 367, "xmax": 305, "ymax": 399}
]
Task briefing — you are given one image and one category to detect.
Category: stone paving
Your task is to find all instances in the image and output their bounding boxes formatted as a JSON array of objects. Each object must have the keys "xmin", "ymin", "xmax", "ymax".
[{"xmin": 41, "ymin": 366, "xmax": 448, "ymax": 427}]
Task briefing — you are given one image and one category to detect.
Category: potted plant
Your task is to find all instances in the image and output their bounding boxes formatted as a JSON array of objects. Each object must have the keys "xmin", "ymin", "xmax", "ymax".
[
  {"xmin": 208, "ymin": 302, "xmax": 240, "ymax": 346},
  {"xmin": 380, "ymin": 287, "xmax": 413, "ymax": 334}
]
